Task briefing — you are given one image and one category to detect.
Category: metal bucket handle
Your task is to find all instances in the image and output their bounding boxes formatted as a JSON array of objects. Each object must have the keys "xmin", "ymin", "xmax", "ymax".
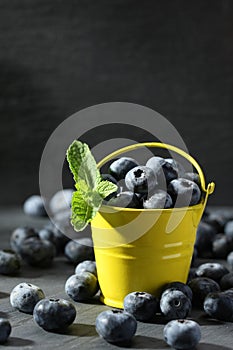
[{"xmin": 97, "ymin": 142, "xmax": 215, "ymax": 206}]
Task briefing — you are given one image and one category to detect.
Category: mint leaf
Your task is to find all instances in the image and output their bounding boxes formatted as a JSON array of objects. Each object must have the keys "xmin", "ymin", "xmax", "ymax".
[
  {"xmin": 71, "ymin": 185, "xmax": 102, "ymax": 231},
  {"xmin": 66, "ymin": 140, "xmax": 118, "ymax": 231},
  {"xmin": 66, "ymin": 140, "xmax": 98, "ymax": 188},
  {"xmin": 96, "ymin": 180, "xmax": 117, "ymax": 199}
]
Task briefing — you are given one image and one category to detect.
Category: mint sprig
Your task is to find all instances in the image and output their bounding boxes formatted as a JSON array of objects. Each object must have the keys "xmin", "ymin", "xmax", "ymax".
[{"xmin": 66, "ymin": 140, "xmax": 117, "ymax": 231}]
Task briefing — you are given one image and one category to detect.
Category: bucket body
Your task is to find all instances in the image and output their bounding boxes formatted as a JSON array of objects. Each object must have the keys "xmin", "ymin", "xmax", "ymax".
[{"xmin": 91, "ymin": 202, "xmax": 204, "ymax": 309}]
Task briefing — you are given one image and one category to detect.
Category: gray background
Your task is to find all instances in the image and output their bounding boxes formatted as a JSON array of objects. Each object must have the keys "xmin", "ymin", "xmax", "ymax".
[{"xmin": 0, "ymin": 0, "xmax": 233, "ymax": 206}]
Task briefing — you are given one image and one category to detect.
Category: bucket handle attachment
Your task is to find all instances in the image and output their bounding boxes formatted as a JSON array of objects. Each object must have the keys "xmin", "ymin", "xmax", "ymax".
[{"xmin": 97, "ymin": 142, "xmax": 215, "ymax": 199}]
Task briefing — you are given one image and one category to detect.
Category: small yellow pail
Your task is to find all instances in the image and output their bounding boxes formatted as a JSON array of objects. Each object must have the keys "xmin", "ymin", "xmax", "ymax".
[{"xmin": 91, "ymin": 143, "xmax": 215, "ymax": 309}]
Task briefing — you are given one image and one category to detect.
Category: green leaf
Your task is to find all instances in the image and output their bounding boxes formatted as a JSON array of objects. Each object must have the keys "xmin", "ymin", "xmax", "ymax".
[
  {"xmin": 66, "ymin": 140, "xmax": 98, "ymax": 188},
  {"xmin": 66, "ymin": 140, "xmax": 118, "ymax": 231},
  {"xmin": 71, "ymin": 186, "xmax": 102, "ymax": 231},
  {"xmin": 96, "ymin": 180, "xmax": 118, "ymax": 199}
]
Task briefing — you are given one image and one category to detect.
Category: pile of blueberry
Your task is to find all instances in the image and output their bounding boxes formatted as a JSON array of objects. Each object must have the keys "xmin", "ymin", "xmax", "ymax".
[
  {"xmin": 101, "ymin": 155, "xmax": 202, "ymax": 209},
  {"xmin": 1, "ymin": 191, "xmax": 233, "ymax": 349}
]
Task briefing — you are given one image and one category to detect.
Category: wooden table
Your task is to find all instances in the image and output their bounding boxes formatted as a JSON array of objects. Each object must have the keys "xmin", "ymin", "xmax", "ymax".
[{"xmin": 0, "ymin": 207, "xmax": 233, "ymax": 350}]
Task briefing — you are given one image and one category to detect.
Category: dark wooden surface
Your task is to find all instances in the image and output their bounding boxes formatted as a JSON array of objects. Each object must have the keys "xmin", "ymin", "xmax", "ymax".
[{"xmin": 1, "ymin": 207, "xmax": 233, "ymax": 349}]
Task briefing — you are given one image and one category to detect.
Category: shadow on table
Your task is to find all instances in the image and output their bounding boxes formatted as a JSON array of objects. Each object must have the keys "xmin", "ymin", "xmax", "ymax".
[
  {"xmin": 131, "ymin": 335, "xmax": 167, "ymax": 349},
  {"xmin": 197, "ymin": 343, "xmax": 232, "ymax": 350},
  {"xmin": 57, "ymin": 323, "xmax": 98, "ymax": 337},
  {"xmin": 6, "ymin": 337, "xmax": 35, "ymax": 347},
  {"xmin": 0, "ymin": 291, "xmax": 10, "ymax": 299}
]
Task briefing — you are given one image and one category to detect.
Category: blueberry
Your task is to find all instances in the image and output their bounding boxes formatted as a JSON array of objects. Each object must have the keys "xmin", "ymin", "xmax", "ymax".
[
  {"xmin": 195, "ymin": 221, "xmax": 217, "ymax": 258},
  {"xmin": 125, "ymin": 166, "xmax": 157, "ymax": 195},
  {"xmin": 75, "ymin": 260, "xmax": 97, "ymax": 277},
  {"xmin": 10, "ymin": 227, "xmax": 39, "ymax": 254},
  {"xmin": 195, "ymin": 262, "xmax": 229, "ymax": 282},
  {"xmin": 146, "ymin": 156, "xmax": 178, "ymax": 184},
  {"xmin": 225, "ymin": 220, "xmax": 233, "ymax": 238},
  {"xmin": 95, "ymin": 310, "xmax": 137, "ymax": 344},
  {"xmin": 0, "ymin": 249, "xmax": 20, "ymax": 275},
  {"xmin": 168, "ymin": 178, "xmax": 201, "ymax": 207},
  {"xmin": 212, "ymin": 234, "xmax": 233, "ymax": 259},
  {"xmin": 163, "ymin": 319, "xmax": 201, "ymax": 350},
  {"xmin": 188, "ymin": 277, "xmax": 220, "ymax": 307},
  {"xmin": 165, "ymin": 158, "xmax": 185, "ymax": 177},
  {"xmin": 18, "ymin": 237, "xmax": 56, "ymax": 267},
  {"xmin": 64, "ymin": 238, "xmax": 94, "ymax": 265},
  {"xmin": 123, "ymin": 291, "xmax": 158, "ymax": 322},
  {"xmin": 204, "ymin": 212, "xmax": 227, "ymax": 233},
  {"xmin": 162, "ymin": 282, "xmax": 193, "ymax": 301},
  {"xmin": 143, "ymin": 190, "xmax": 173, "ymax": 209},
  {"xmin": 49, "ymin": 189, "xmax": 73, "ymax": 215},
  {"xmin": 39, "ymin": 224, "xmax": 70, "ymax": 255},
  {"xmin": 183, "ymin": 172, "xmax": 201, "ymax": 186},
  {"xmin": 33, "ymin": 298, "xmax": 76, "ymax": 331},
  {"xmin": 108, "ymin": 157, "xmax": 139, "ymax": 181},
  {"xmin": 0, "ymin": 318, "xmax": 11, "ymax": 343},
  {"xmin": 160, "ymin": 289, "xmax": 191, "ymax": 320},
  {"xmin": 220, "ymin": 272, "xmax": 233, "ymax": 290},
  {"xmin": 65, "ymin": 272, "xmax": 99, "ymax": 301},
  {"xmin": 10, "ymin": 282, "xmax": 45, "ymax": 314},
  {"xmin": 23, "ymin": 195, "xmax": 47, "ymax": 217},
  {"xmin": 187, "ymin": 268, "xmax": 197, "ymax": 282},
  {"xmin": 105, "ymin": 191, "xmax": 141, "ymax": 208},
  {"xmin": 227, "ymin": 251, "xmax": 233, "ymax": 270},
  {"xmin": 204, "ymin": 292, "xmax": 233, "ymax": 322}
]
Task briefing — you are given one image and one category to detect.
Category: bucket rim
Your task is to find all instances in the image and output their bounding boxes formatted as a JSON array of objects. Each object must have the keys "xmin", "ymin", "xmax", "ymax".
[{"xmin": 99, "ymin": 201, "xmax": 204, "ymax": 213}]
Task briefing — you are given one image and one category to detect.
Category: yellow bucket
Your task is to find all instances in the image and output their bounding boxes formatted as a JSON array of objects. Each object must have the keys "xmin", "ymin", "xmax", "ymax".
[{"xmin": 91, "ymin": 142, "xmax": 215, "ymax": 309}]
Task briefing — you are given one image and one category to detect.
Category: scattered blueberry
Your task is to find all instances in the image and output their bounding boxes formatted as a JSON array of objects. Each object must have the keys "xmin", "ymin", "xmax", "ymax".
[
  {"xmin": 225, "ymin": 220, "xmax": 233, "ymax": 239},
  {"xmin": 160, "ymin": 289, "xmax": 191, "ymax": 320},
  {"xmin": 10, "ymin": 282, "xmax": 45, "ymax": 314},
  {"xmin": 38, "ymin": 224, "xmax": 70, "ymax": 255},
  {"xmin": 125, "ymin": 165, "xmax": 157, "ymax": 195},
  {"xmin": 212, "ymin": 234, "xmax": 233, "ymax": 259},
  {"xmin": 49, "ymin": 189, "xmax": 73, "ymax": 215},
  {"xmin": 0, "ymin": 318, "xmax": 11, "ymax": 343},
  {"xmin": 204, "ymin": 292, "xmax": 233, "ymax": 322},
  {"xmin": 75, "ymin": 260, "xmax": 97, "ymax": 277},
  {"xmin": 220, "ymin": 272, "xmax": 233, "ymax": 290},
  {"xmin": 108, "ymin": 157, "xmax": 139, "ymax": 181},
  {"xmin": 65, "ymin": 272, "xmax": 99, "ymax": 302},
  {"xmin": 64, "ymin": 238, "xmax": 94, "ymax": 265},
  {"xmin": 204, "ymin": 212, "xmax": 227, "ymax": 233},
  {"xmin": 195, "ymin": 221, "xmax": 217, "ymax": 258},
  {"xmin": 0, "ymin": 249, "xmax": 20, "ymax": 275},
  {"xmin": 163, "ymin": 319, "xmax": 201, "ymax": 350},
  {"xmin": 162, "ymin": 282, "xmax": 193, "ymax": 301},
  {"xmin": 168, "ymin": 178, "xmax": 201, "ymax": 207},
  {"xmin": 123, "ymin": 291, "xmax": 158, "ymax": 321},
  {"xmin": 33, "ymin": 298, "xmax": 76, "ymax": 331},
  {"xmin": 18, "ymin": 237, "xmax": 56, "ymax": 267},
  {"xmin": 188, "ymin": 277, "xmax": 220, "ymax": 306},
  {"xmin": 95, "ymin": 310, "xmax": 137, "ymax": 344},
  {"xmin": 23, "ymin": 195, "xmax": 47, "ymax": 217},
  {"xmin": 195, "ymin": 262, "xmax": 229, "ymax": 282},
  {"xmin": 143, "ymin": 190, "xmax": 173, "ymax": 209},
  {"xmin": 227, "ymin": 251, "xmax": 233, "ymax": 270},
  {"xmin": 105, "ymin": 191, "xmax": 141, "ymax": 208},
  {"xmin": 10, "ymin": 227, "xmax": 39, "ymax": 254}
]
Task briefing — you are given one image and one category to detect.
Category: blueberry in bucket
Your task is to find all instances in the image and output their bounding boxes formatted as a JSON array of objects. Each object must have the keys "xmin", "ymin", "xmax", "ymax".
[
  {"xmin": 125, "ymin": 165, "xmax": 157, "ymax": 195},
  {"xmin": 105, "ymin": 191, "xmax": 140, "ymax": 208},
  {"xmin": 168, "ymin": 178, "xmax": 201, "ymax": 207},
  {"xmin": 109, "ymin": 157, "xmax": 139, "ymax": 181},
  {"xmin": 143, "ymin": 189, "xmax": 173, "ymax": 209}
]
